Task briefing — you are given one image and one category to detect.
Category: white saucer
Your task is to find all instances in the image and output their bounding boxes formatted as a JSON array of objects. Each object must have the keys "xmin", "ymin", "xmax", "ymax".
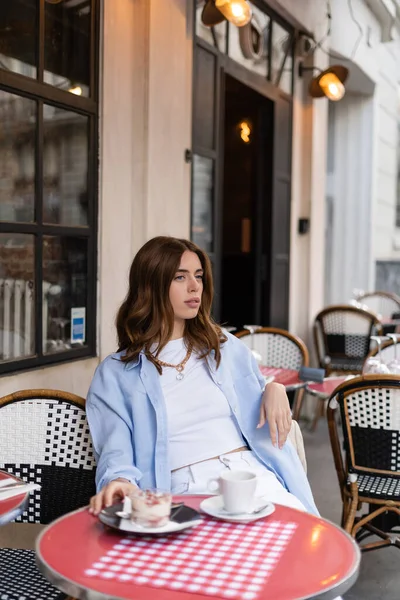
[
  {"xmin": 99, "ymin": 503, "xmax": 203, "ymax": 536},
  {"xmin": 200, "ymin": 496, "xmax": 275, "ymax": 523}
]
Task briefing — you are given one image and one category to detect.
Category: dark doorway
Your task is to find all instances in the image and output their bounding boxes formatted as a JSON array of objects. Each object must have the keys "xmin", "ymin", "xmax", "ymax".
[{"xmin": 220, "ymin": 75, "xmax": 274, "ymax": 328}]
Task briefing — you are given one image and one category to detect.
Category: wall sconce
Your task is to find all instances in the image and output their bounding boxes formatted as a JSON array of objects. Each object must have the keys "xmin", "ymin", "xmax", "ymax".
[
  {"xmin": 298, "ymin": 64, "xmax": 349, "ymax": 102},
  {"xmin": 238, "ymin": 120, "xmax": 252, "ymax": 144},
  {"xmin": 202, "ymin": 0, "xmax": 252, "ymax": 28}
]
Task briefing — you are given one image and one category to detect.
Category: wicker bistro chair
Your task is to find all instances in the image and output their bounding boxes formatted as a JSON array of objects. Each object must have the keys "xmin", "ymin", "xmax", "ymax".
[
  {"xmin": 313, "ymin": 305, "xmax": 383, "ymax": 376},
  {"xmin": 235, "ymin": 327, "xmax": 309, "ymax": 421},
  {"xmin": 356, "ymin": 291, "xmax": 400, "ymax": 319},
  {"xmin": 364, "ymin": 337, "xmax": 399, "ymax": 368},
  {"xmin": 327, "ymin": 375, "xmax": 400, "ymax": 551},
  {"xmin": 0, "ymin": 389, "xmax": 96, "ymax": 600}
]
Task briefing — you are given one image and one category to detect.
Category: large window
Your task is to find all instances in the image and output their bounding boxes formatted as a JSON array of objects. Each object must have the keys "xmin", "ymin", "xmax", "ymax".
[{"xmin": 0, "ymin": 0, "xmax": 99, "ymax": 374}]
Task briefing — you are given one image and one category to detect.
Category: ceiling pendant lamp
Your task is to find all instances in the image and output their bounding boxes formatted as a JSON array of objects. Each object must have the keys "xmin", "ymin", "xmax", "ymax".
[{"xmin": 201, "ymin": 0, "xmax": 252, "ymax": 28}]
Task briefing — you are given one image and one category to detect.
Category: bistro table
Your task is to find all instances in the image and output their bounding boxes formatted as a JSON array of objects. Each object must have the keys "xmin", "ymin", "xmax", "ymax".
[
  {"xmin": 306, "ymin": 377, "xmax": 350, "ymax": 401},
  {"xmin": 36, "ymin": 495, "xmax": 360, "ymax": 600},
  {"xmin": 0, "ymin": 469, "xmax": 31, "ymax": 525},
  {"xmin": 305, "ymin": 377, "xmax": 350, "ymax": 431},
  {"xmin": 259, "ymin": 366, "xmax": 306, "ymax": 392}
]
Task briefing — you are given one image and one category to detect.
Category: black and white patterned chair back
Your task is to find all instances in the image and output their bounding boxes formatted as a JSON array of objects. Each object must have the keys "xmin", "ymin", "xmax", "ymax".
[
  {"xmin": 332, "ymin": 377, "xmax": 400, "ymax": 492},
  {"xmin": 356, "ymin": 292, "xmax": 400, "ymax": 319},
  {"xmin": 314, "ymin": 305, "xmax": 382, "ymax": 373},
  {"xmin": 236, "ymin": 328, "xmax": 308, "ymax": 370},
  {"xmin": 0, "ymin": 390, "xmax": 96, "ymax": 524}
]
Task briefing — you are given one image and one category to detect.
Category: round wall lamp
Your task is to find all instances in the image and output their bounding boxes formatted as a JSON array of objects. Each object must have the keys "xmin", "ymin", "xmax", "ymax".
[
  {"xmin": 237, "ymin": 120, "xmax": 252, "ymax": 144},
  {"xmin": 201, "ymin": 0, "xmax": 252, "ymax": 28},
  {"xmin": 299, "ymin": 64, "xmax": 349, "ymax": 102}
]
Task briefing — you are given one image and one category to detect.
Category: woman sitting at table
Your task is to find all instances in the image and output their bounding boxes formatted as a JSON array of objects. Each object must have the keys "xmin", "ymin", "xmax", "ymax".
[{"xmin": 87, "ymin": 236, "xmax": 318, "ymax": 516}]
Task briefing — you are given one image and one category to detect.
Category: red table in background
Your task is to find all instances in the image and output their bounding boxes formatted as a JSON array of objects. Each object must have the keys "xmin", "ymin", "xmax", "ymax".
[
  {"xmin": 306, "ymin": 377, "xmax": 349, "ymax": 401},
  {"xmin": 36, "ymin": 495, "xmax": 360, "ymax": 600},
  {"xmin": 259, "ymin": 367, "xmax": 305, "ymax": 391},
  {"xmin": 0, "ymin": 469, "xmax": 30, "ymax": 525}
]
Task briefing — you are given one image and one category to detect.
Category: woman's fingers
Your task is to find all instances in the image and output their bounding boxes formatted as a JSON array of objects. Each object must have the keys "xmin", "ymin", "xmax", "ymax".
[
  {"xmin": 89, "ymin": 490, "xmax": 105, "ymax": 515},
  {"xmin": 88, "ymin": 481, "xmax": 137, "ymax": 516},
  {"xmin": 269, "ymin": 417, "xmax": 278, "ymax": 447}
]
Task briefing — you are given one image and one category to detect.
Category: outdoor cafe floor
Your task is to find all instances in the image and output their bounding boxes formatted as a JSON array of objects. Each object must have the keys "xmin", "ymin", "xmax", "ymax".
[{"xmin": 303, "ymin": 418, "xmax": 399, "ymax": 600}]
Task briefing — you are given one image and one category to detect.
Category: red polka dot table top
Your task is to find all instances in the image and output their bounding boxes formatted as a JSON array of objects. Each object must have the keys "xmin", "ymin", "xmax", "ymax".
[{"xmin": 36, "ymin": 495, "xmax": 360, "ymax": 600}]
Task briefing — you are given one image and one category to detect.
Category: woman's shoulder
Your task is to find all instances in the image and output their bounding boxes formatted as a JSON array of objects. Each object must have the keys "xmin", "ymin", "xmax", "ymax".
[
  {"xmin": 88, "ymin": 351, "xmax": 144, "ymax": 405},
  {"xmin": 92, "ymin": 350, "xmax": 142, "ymax": 380},
  {"xmin": 221, "ymin": 330, "xmax": 252, "ymax": 360}
]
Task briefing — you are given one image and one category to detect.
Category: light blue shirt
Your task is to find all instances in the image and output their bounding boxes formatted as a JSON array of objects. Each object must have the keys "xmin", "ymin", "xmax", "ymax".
[{"xmin": 86, "ymin": 332, "xmax": 318, "ymax": 515}]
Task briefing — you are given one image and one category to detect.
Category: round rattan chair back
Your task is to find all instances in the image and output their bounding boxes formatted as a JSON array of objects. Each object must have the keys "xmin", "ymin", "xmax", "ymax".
[
  {"xmin": 235, "ymin": 327, "xmax": 309, "ymax": 420},
  {"xmin": 235, "ymin": 327, "xmax": 309, "ymax": 371},
  {"xmin": 0, "ymin": 389, "xmax": 96, "ymax": 524},
  {"xmin": 313, "ymin": 305, "xmax": 383, "ymax": 376},
  {"xmin": 356, "ymin": 291, "xmax": 400, "ymax": 319}
]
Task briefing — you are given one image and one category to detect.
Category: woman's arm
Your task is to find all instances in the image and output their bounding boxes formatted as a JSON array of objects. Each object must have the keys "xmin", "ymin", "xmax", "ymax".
[
  {"xmin": 246, "ymin": 342, "xmax": 292, "ymax": 448},
  {"xmin": 257, "ymin": 382, "xmax": 292, "ymax": 449},
  {"xmin": 86, "ymin": 358, "xmax": 142, "ymax": 510}
]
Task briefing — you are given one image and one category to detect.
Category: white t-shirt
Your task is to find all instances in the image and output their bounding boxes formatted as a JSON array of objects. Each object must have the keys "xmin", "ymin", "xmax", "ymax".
[{"xmin": 153, "ymin": 338, "xmax": 245, "ymax": 471}]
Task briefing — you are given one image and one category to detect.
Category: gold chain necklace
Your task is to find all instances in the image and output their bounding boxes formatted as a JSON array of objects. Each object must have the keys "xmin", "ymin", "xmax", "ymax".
[{"xmin": 151, "ymin": 345, "xmax": 193, "ymax": 381}]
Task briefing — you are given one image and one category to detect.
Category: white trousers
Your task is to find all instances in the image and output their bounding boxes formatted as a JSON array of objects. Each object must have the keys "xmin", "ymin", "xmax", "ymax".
[{"xmin": 171, "ymin": 450, "xmax": 306, "ymax": 512}]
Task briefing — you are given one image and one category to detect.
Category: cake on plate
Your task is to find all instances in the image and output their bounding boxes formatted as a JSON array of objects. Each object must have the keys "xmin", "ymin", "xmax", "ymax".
[{"xmin": 131, "ymin": 489, "xmax": 172, "ymax": 527}]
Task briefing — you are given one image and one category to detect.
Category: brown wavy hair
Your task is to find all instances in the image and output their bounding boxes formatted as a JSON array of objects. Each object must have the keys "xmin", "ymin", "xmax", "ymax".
[{"xmin": 116, "ymin": 236, "xmax": 226, "ymax": 372}]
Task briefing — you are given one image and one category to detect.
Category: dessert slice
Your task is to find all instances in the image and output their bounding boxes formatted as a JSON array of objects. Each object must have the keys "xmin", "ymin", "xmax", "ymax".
[{"xmin": 131, "ymin": 489, "xmax": 172, "ymax": 527}]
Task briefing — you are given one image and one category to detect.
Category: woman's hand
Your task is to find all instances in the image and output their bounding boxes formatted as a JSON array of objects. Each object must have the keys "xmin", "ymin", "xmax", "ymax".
[
  {"xmin": 89, "ymin": 478, "xmax": 138, "ymax": 515},
  {"xmin": 257, "ymin": 382, "xmax": 292, "ymax": 449}
]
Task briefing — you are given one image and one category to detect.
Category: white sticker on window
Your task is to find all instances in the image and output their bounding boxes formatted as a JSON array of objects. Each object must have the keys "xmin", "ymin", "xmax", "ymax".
[{"xmin": 71, "ymin": 307, "xmax": 86, "ymax": 344}]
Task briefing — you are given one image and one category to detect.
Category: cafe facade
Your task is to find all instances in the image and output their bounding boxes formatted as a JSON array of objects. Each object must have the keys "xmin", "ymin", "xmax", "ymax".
[{"xmin": 0, "ymin": 0, "xmax": 399, "ymax": 396}]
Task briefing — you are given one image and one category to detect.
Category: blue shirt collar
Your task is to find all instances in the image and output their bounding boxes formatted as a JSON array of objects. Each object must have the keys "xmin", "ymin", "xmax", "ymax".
[{"xmin": 111, "ymin": 350, "xmax": 143, "ymax": 369}]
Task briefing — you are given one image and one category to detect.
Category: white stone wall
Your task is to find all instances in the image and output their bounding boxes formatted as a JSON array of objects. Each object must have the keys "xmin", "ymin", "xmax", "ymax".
[
  {"xmin": 325, "ymin": 0, "xmax": 400, "ymax": 304},
  {"xmin": 374, "ymin": 39, "xmax": 400, "ymax": 262},
  {"xmin": 287, "ymin": 3, "xmax": 330, "ymax": 344}
]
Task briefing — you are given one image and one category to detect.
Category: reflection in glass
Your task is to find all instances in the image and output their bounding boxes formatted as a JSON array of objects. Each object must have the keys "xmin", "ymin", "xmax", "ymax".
[
  {"xmin": 191, "ymin": 156, "xmax": 214, "ymax": 253},
  {"xmin": 0, "ymin": 92, "xmax": 36, "ymax": 223},
  {"xmin": 228, "ymin": 5, "xmax": 269, "ymax": 78},
  {"xmin": 44, "ymin": 0, "xmax": 91, "ymax": 97},
  {"xmin": 43, "ymin": 106, "xmax": 89, "ymax": 226},
  {"xmin": 195, "ymin": 0, "xmax": 228, "ymax": 51},
  {"xmin": 271, "ymin": 22, "xmax": 293, "ymax": 94},
  {"xmin": 43, "ymin": 236, "xmax": 88, "ymax": 354},
  {"xmin": 193, "ymin": 47, "xmax": 216, "ymax": 151},
  {"xmin": 0, "ymin": 0, "xmax": 37, "ymax": 78},
  {"xmin": 0, "ymin": 234, "xmax": 35, "ymax": 362}
]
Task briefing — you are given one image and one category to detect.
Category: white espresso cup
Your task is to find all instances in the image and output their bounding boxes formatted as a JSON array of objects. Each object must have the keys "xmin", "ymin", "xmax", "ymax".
[{"xmin": 208, "ymin": 470, "xmax": 257, "ymax": 514}]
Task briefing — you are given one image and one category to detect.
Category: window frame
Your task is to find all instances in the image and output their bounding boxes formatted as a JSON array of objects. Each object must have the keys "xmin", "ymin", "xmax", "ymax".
[{"xmin": 0, "ymin": 0, "xmax": 100, "ymax": 375}]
